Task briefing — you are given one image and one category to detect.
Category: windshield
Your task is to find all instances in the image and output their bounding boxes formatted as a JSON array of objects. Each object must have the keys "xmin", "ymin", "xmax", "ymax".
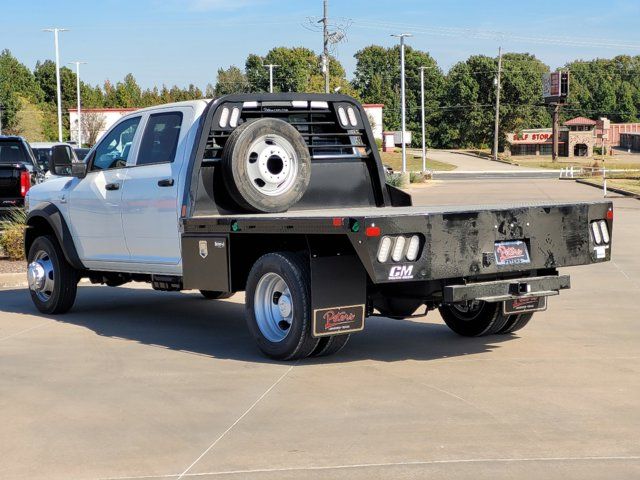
[
  {"xmin": 32, "ymin": 148, "xmax": 52, "ymax": 168},
  {"xmin": 0, "ymin": 141, "xmax": 29, "ymax": 165}
]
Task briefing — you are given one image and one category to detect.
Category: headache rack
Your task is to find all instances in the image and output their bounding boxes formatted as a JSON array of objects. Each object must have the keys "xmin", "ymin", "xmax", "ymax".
[{"xmin": 202, "ymin": 99, "xmax": 374, "ymax": 164}]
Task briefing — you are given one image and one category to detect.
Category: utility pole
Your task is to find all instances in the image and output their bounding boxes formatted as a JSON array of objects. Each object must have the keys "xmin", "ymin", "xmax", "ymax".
[
  {"xmin": 391, "ymin": 33, "xmax": 412, "ymax": 173},
  {"xmin": 322, "ymin": 0, "xmax": 329, "ymax": 93},
  {"xmin": 419, "ymin": 66, "xmax": 427, "ymax": 171},
  {"xmin": 69, "ymin": 61, "xmax": 86, "ymax": 146},
  {"xmin": 0, "ymin": 104, "xmax": 3, "ymax": 135},
  {"xmin": 44, "ymin": 28, "xmax": 68, "ymax": 142},
  {"xmin": 263, "ymin": 64, "xmax": 279, "ymax": 93},
  {"xmin": 552, "ymin": 103, "xmax": 560, "ymax": 162},
  {"xmin": 492, "ymin": 46, "xmax": 502, "ymax": 161}
]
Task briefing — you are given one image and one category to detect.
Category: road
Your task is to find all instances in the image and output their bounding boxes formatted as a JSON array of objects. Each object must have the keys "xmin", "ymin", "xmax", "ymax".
[{"xmin": 1, "ymin": 179, "xmax": 639, "ymax": 480}]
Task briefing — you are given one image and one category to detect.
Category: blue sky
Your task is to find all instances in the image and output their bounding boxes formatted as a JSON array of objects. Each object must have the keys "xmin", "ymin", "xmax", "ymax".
[{"xmin": 1, "ymin": 0, "xmax": 640, "ymax": 89}]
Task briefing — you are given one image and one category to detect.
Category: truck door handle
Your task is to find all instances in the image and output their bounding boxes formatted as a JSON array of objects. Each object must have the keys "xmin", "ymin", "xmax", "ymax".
[
  {"xmin": 105, "ymin": 182, "xmax": 120, "ymax": 191},
  {"xmin": 158, "ymin": 178, "xmax": 175, "ymax": 187}
]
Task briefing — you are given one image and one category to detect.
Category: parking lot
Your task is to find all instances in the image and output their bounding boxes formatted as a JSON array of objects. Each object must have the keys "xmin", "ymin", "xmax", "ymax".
[{"xmin": 1, "ymin": 178, "xmax": 639, "ymax": 480}]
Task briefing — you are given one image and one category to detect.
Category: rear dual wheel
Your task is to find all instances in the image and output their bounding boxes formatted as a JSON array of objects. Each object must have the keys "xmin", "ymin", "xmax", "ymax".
[
  {"xmin": 439, "ymin": 301, "xmax": 534, "ymax": 337},
  {"xmin": 245, "ymin": 252, "xmax": 350, "ymax": 360}
]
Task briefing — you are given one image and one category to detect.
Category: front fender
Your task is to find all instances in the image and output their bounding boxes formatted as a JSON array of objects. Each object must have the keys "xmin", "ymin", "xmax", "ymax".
[{"xmin": 25, "ymin": 202, "xmax": 85, "ymax": 270}]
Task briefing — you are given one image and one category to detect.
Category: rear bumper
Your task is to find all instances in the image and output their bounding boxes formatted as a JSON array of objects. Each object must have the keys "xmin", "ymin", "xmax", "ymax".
[{"xmin": 443, "ymin": 275, "xmax": 571, "ymax": 303}]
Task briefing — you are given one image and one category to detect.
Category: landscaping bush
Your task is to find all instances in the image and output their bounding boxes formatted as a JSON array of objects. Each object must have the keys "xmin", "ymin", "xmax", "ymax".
[
  {"xmin": 0, "ymin": 209, "xmax": 26, "ymax": 260},
  {"xmin": 375, "ymin": 138, "xmax": 383, "ymax": 151},
  {"xmin": 409, "ymin": 171, "xmax": 426, "ymax": 183}
]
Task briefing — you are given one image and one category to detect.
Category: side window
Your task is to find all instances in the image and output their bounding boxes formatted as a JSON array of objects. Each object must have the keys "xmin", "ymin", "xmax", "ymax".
[
  {"xmin": 136, "ymin": 112, "xmax": 183, "ymax": 166},
  {"xmin": 91, "ymin": 117, "xmax": 141, "ymax": 171}
]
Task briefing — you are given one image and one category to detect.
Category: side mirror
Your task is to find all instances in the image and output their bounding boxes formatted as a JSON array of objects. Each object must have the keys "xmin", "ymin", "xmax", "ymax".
[{"xmin": 50, "ymin": 145, "xmax": 86, "ymax": 178}]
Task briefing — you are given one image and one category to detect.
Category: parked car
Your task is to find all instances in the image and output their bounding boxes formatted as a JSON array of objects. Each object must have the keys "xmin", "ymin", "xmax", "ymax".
[
  {"xmin": 24, "ymin": 94, "xmax": 613, "ymax": 360},
  {"xmin": 0, "ymin": 136, "xmax": 43, "ymax": 213}
]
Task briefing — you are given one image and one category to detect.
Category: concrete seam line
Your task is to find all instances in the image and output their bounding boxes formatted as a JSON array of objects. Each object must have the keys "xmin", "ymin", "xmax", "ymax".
[
  {"xmin": 0, "ymin": 321, "xmax": 51, "ymax": 342},
  {"xmin": 175, "ymin": 364, "xmax": 296, "ymax": 479},
  {"xmin": 95, "ymin": 455, "xmax": 640, "ymax": 480},
  {"xmin": 612, "ymin": 261, "xmax": 640, "ymax": 291}
]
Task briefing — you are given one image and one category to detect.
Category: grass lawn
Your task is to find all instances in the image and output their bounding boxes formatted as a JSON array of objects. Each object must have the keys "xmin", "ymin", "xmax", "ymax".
[
  {"xmin": 380, "ymin": 150, "xmax": 457, "ymax": 172},
  {"xmin": 579, "ymin": 176, "xmax": 640, "ymax": 196}
]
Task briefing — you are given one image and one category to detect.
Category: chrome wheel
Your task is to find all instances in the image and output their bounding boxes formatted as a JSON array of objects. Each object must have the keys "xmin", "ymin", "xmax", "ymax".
[
  {"xmin": 246, "ymin": 134, "xmax": 299, "ymax": 197},
  {"xmin": 27, "ymin": 250, "xmax": 55, "ymax": 302},
  {"xmin": 253, "ymin": 272, "xmax": 294, "ymax": 343}
]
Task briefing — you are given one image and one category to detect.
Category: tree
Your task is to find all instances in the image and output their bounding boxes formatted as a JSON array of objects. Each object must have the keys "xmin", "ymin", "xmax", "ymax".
[
  {"xmin": 82, "ymin": 111, "xmax": 107, "ymax": 146},
  {"xmin": 0, "ymin": 50, "xmax": 44, "ymax": 133},
  {"xmin": 437, "ymin": 52, "xmax": 550, "ymax": 149},
  {"xmin": 352, "ymin": 45, "xmax": 444, "ymax": 147},
  {"xmin": 213, "ymin": 66, "xmax": 250, "ymax": 96}
]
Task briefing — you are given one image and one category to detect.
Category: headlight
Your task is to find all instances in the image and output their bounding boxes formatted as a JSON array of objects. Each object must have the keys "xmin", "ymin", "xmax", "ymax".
[
  {"xmin": 591, "ymin": 221, "xmax": 602, "ymax": 244},
  {"xmin": 599, "ymin": 220, "xmax": 610, "ymax": 244},
  {"xmin": 391, "ymin": 236, "xmax": 406, "ymax": 262},
  {"xmin": 377, "ymin": 236, "xmax": 392, "ymax": 263},
  {"xmin": 405, "ymin": 235, "xmax": 420, "ymax": 261}
]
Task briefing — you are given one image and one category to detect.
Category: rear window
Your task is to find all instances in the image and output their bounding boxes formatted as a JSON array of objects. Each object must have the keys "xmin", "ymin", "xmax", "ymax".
[
  {"xmin": 137, "ymin": 112, "xmax": 183, "ymax": 166},
  {"xmin": 0, "ymin": 141, "xmax": 29, "ymax": 165}
]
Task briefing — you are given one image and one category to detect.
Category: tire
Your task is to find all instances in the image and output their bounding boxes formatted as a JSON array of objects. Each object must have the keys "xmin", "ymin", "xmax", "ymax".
[
  {"xmin": 27, "ymin": 235, "xmax": 78, "ymax": 314},
  {"xmin": 439, "ymin": 301, "xmax": 511, "ymax": 337},
  {"xmin": 245, "ymin": 252, "xmax": 319, "ymax": 360},
  {"xmin": 497, "ymin": 312, "xmax": 534, "ymax": 334},
  {"xmin": 199, "ymin": 290, "xmax": 233, "ymax": 300},
  {"xmin": 310, "ymin": 334, "xmax": 351, "ymax": 357},
  {"xmin": 222, "ymin": 118, "xmax": 311, "ymax": 213}
]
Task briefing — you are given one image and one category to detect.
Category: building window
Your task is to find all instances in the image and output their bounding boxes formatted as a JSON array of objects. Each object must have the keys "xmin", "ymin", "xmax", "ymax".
[{"xmin": 540, "ymin": 144, "xmax": 552, "ymax": 156}]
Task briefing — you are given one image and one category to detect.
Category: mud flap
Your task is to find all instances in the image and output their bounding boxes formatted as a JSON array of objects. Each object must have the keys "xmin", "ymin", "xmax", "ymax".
[{"xmin": 310, "ymin": 255, "xmax": 366, "ymax": 337}]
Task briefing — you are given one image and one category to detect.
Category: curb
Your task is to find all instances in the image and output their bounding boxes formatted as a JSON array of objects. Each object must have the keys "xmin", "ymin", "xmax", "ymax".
[{"xmin": 575, "ymin": 179, "xmax": 640, "ymax": 199}]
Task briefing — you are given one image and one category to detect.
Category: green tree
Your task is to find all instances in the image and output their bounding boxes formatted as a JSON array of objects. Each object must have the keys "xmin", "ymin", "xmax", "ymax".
[
  {"xmin": 213, "ymin": 65, "xmax": 250, "ymax": 96},
  {"xmin": 352, "ymin": 45, "xmax": 444, "ymax": 147},
  {"xmin": 438, "ymin": 52, "xmax": 550, "ymax": 149},
  {"xmin": 0, "ymin": 50, "xmax": 44, "ymax": 133}
]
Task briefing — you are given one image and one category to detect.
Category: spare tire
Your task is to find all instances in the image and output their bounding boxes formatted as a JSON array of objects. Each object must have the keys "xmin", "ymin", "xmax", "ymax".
[{"xmin": 222, "ymin": 118, "xmax": 311, "ymax": 213}]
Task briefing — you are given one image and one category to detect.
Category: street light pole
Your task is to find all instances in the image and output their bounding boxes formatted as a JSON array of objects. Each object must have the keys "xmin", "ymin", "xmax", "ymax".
[
  {"xmin": 263, "ymin": 64, "xmax": 279, "ymax": 93},
  {"xmin": 44, "ymin": 28, "xmax": 68, "ymax": 142},
  {"xmin": 493, "ymin": 46, "xmax": 502, "ymax": 161},
  {"xmin": 391, "ymin": 33, "xmax": 412, "ymax": 173},
  {"xmin": 69, "ymin": 61, "xmax": 86, "ymax": 146},
  {"xmin": 419, "ymin": 66, "xmax": 427, "ymax": 172}
]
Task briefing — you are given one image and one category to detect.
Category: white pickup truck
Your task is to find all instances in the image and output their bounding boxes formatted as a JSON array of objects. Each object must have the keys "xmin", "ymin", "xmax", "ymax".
[{"xmin": 24, "ymin": 94, "xmax": 613, "ymax": 360}]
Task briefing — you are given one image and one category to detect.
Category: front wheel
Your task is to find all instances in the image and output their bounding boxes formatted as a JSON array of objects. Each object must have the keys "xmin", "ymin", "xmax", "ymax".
[
  {"xmin": 27, "ymin": 235, "xmax": 78, "ymax": 314},
  {"xmin": 439, "ymin": 301, "xmax": 510, "ymax": 337},
  {"xmin": 245, "ymin": 252, "xmax": 319, "ymax": 360}
]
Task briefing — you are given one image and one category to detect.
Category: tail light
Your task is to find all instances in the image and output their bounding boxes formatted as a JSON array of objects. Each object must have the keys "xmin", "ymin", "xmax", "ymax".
[{"xmin": 20, "ymin": 170, "xmax": 31, "ymax": 197}]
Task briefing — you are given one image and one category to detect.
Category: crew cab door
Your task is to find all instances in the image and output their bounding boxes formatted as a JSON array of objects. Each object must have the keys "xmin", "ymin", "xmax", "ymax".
[
  {"xmin": 120, "ymin": 108, "xmax": 191, "ymax": 268},
  {"xmin": 67, "ymin": 116, "xmax": 141, "ymax": 263}
]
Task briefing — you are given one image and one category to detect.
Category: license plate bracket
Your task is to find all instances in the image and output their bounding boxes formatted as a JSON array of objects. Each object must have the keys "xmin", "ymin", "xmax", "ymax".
[
  {"xmin": 503, "ymin": 296, "xmax": 547, "ymax": 315},
  {"xmin": 494, "ymin": 240, "xmax": 531, "ymax": 266}
]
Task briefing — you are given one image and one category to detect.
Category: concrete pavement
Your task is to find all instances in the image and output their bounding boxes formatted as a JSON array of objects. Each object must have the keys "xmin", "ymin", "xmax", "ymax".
[{"xmin": 1, "ymin": 179, "xmax": 639, "ymax": 480}]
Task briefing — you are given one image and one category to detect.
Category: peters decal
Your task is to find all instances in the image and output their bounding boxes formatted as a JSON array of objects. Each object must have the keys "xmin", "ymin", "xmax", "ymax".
[
  {"xmin": 198, "ymin": 240, "xmax": 208, "ymax": 259},
  {"xmin": 213, "ymin": 240, "xmax": 225, "ymax": 249},
  {"xmin": 313, "ymin": 305, "xmax": 365, "ymax": 337},
  {"xmin": 494, "ymin": 240, "xmax": 530, "ymax": 266},
  {"xmin": 503, "ymin": 296, "xmax": 547, "ymax": 315},
  {"xmin": 388, "ymin": 265, "xmax": 414, "ymax": 280}
]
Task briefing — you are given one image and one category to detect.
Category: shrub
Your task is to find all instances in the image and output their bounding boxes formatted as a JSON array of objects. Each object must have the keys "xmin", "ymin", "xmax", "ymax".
[
  {"xmin": 375, "ymin": 138, "xmax": 383, "ymax": 151},
  {"xmin": 0, "ymin": 209, "xmax": 26, "ymax": 261},
  {"xmin": 409, "ymin": 171, "xmax": 426, "ymax": 183}
]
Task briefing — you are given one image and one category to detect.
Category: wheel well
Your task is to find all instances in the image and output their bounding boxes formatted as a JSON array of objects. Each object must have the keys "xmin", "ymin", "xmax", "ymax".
[{"xmin": 24, "ymin": 216, "xmax": 56, "ymax": 260}]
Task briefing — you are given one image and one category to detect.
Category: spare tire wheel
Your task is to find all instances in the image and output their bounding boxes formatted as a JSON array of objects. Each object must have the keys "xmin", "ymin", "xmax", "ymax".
[{"xmin": 222, "ymin": 118, "xmax": 311, "ymax": 213}]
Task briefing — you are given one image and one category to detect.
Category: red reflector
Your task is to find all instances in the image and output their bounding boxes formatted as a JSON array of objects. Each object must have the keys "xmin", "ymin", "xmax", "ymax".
[
  {"xmin": 365, "ymin": 226, "xmax": 381, "ymax": 237},
  {"xmin": 332, "ymin": 217, "xmax": 343, "ymax": 227},
  {"xmin": 20, "ymin": 170, "xmax": 31, "ymax": 197},
  {"xmin": 606, "ymin": 209, "xmax": 613, "ymax": 220}
]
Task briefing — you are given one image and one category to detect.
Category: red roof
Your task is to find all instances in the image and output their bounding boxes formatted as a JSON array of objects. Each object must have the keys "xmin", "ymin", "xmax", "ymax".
[{"xmin": 564, "ymin": 117, "xmax": 597, "ymax": 126}]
